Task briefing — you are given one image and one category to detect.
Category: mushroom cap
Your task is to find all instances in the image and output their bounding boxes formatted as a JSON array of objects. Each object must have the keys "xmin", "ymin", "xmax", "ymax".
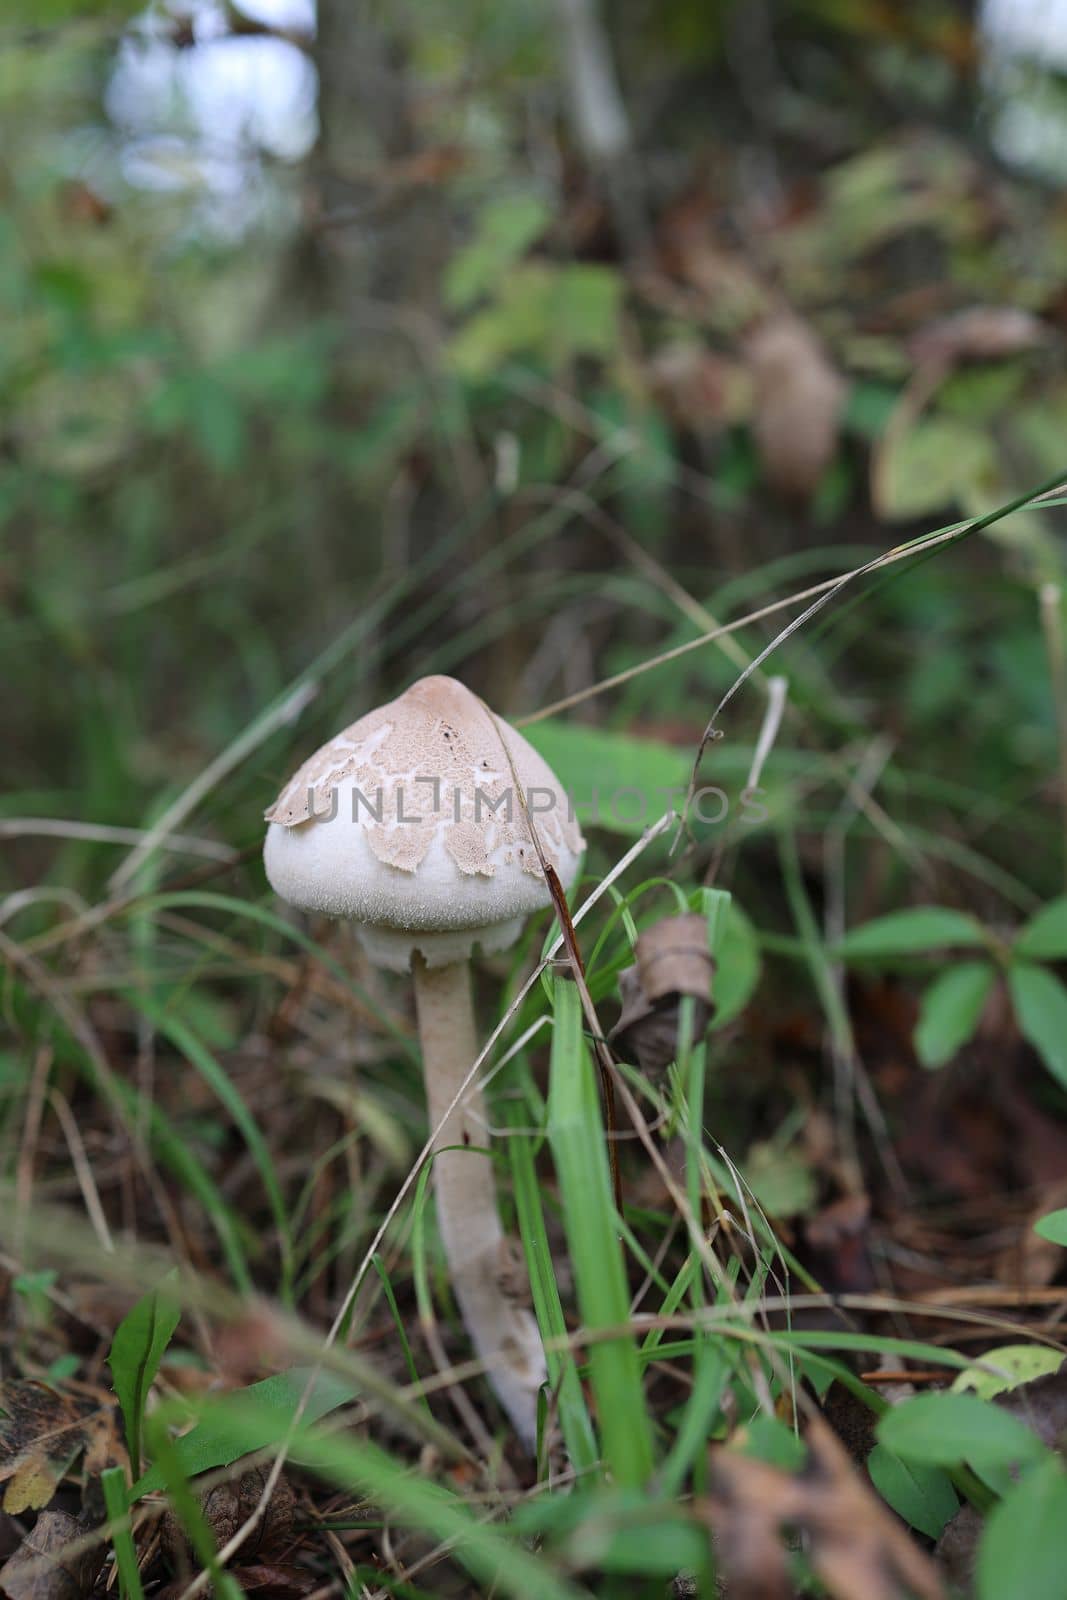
[{"xmin": 263, "ymin": 675, "xmax": 584, "ymax": 970}]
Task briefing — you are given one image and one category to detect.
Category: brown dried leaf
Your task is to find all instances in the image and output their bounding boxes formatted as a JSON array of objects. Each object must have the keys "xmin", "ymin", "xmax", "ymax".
[
  {"xmin": 610, "ymin": 914, "xmax": 714, "ymax": 1076},
  {"xmin": 745, "ymin": 314, "xmax": 845, "ymax": 500},
  {"xmin": 0, "ymin": 1384, "xmax": 118, "ymax": 1517},
  {"xmin": 703, "ymin": 1415, "xmax": 943, "ymax": 1600},
  {"xmin": 163, "ymin": 1467, "xmax": 299, "ymax": 1569},
  {"xmin": 0, "ymin": 1511, "xmax": 102, "ymax": 1600},
  {"xmin": 230, "ymin": 1564, "xmax": 317, "ymax": 1597}
]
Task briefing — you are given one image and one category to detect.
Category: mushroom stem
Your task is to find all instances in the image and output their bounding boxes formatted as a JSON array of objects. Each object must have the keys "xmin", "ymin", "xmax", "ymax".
[{"xmin": 412, "ymin": 953, "xmax": 545, "ymax": 1451}]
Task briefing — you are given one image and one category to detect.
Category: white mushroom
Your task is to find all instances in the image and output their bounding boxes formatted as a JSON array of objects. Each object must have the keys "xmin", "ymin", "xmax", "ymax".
[{"xmin": 263, "ymin": 675, "xmax": 584, "ymax": 1449}]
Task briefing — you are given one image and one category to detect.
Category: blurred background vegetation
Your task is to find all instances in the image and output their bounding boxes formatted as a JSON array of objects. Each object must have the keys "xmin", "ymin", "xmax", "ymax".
[
  {"xmin": 4, "ymin": 0, "xmax": 1067, "ymax": 877},
  {"xmin": 4, "ymin": 0, "xmax": 1067, "ymax": 1592}
]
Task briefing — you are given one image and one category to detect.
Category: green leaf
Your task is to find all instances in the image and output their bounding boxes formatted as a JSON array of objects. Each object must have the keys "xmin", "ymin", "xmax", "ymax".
[
  {"xmin": 448, "ymin": 264, "xmax": 621, "ymax": 379},
  {"xmin": 1016, "ymin": 896, "xmax": 1067, "ymax": 960},
  {"xmin": 737, "ymin": 1416, "xmax": 806, "ymax": 1472},
  {"xmin": 511, "ymin": 1489, "xmax": 708, "ymax": 1577},
  {"xmin": 867, "ymin": 1444, "xmax": 958, "ymax": 1539},
  {"xmin": 978, "ymin": 1459, "xmax": 1067, "ymax": 1600},
  {"xmin": 131, "ymin": 1367, "xmax": 359, "ymax": 1499},
  {"xmin": 742, "ymin": 1142, "xmax": 816, "ymax": 1218},
  {"xmin": 914, "ymin": 959, "xmax": 995, "ymax": 1068},
  {"xmin": 951, "ymin": 1345, "xmax": 1064, "ymax": 1400},
  {"xmin": 876, "ymin": 1391, "xmax": 1048, "ymax": 1475},
  {"xmin": 107, "ymin": 1275, "xmax": 181, "ymax": 1479},
  {"xmin": 1008, "ymin": 961, "xmax": 1067, "ymax": 1088},
  {"xmin": 1034, "ymin": 1208, "xmax": 1067, "ymax": 1247},
  {"xmin": 879, "ymin": 416, "xmax": 995, "ymax": 521},
  {"xmin": 523, "ymin": 721, "xmax": 691, "ymax": 836},
  {"xmin": 711, "ymin": 900, "xmax": 762, "ymax": 1027},
  {"xmin": 834, "ymin": 906, "xmax": 986, "ymax": 962},
  {"xmin": 160, "ymin": 1389, "xmax": 583, "ymax": 1600},
  {"xmin": 444, "ymin": 195, "xmax": 550, "ymax": 312}
]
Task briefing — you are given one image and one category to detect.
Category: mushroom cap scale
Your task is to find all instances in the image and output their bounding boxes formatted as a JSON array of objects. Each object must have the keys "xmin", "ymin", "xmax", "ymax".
[{"xmin": 263, "ymin": 675, "xmax": 584, "ymax": 970}]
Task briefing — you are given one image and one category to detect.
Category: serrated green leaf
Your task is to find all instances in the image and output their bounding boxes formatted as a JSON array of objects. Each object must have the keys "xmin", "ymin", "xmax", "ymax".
[
  {"xmin": 867, "ymin": 1444, "xmax": 958, "ymax": 1539},
  {"xmin": 834, "ymin": 907, "xmax": 986, "ymax": 962},
  {"xmin": 914, "ymin": 959, "xmax": 995, "ymax": 1068},
  {"xmin": 1009, "ymin": 961, "xmax": 1067, "ymax": 1088}
]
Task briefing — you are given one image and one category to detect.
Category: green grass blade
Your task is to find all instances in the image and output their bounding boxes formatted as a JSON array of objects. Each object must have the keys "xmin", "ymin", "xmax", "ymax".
[
  {"xmin": 546, "ymin": 977, "xmax": 654, "ymax": 1487},
  {"xmin": 101, "ymin": 1467, "xmax": 145, "ymax": 1600},
  {"xmin": 508, "ymin": 1101, "xmax": 599, "ymax": 1478}
]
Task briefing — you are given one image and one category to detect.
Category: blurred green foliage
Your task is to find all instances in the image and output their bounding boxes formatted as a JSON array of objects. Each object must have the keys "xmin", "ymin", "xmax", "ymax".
[{"xmin": 3, "ymin": 4, "xmax": 1067, "ymax": 1593}]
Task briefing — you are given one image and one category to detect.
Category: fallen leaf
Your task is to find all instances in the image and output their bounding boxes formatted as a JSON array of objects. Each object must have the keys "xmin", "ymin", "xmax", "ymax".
[
  {"xmin": 0, "ymin": 1510, "xmax": 102, "ymax": 1600},
  {"xmin": 610, "ymin": 914, "xmax": 714, "ymax": 1076},
  {"xmin": 230, "ymin": 1564, "xmax": 317, "ymax": 1597},
  {"xmin": 162, "ymin": 1466, "xmax": 298, "ymax": 1568},
  {"xmin": 0, "ymin": 1384, "xmax": 119, "ymax": 1516},
  {"xmin": 703, "ymin": 1414, "xmax": 944, "ymax": 1600}
]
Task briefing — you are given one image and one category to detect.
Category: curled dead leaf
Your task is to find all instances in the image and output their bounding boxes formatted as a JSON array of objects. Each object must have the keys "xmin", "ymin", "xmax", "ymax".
[{"xmin": 610, "ymin": 914, "xmax": 714, "ymax": 1076}]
